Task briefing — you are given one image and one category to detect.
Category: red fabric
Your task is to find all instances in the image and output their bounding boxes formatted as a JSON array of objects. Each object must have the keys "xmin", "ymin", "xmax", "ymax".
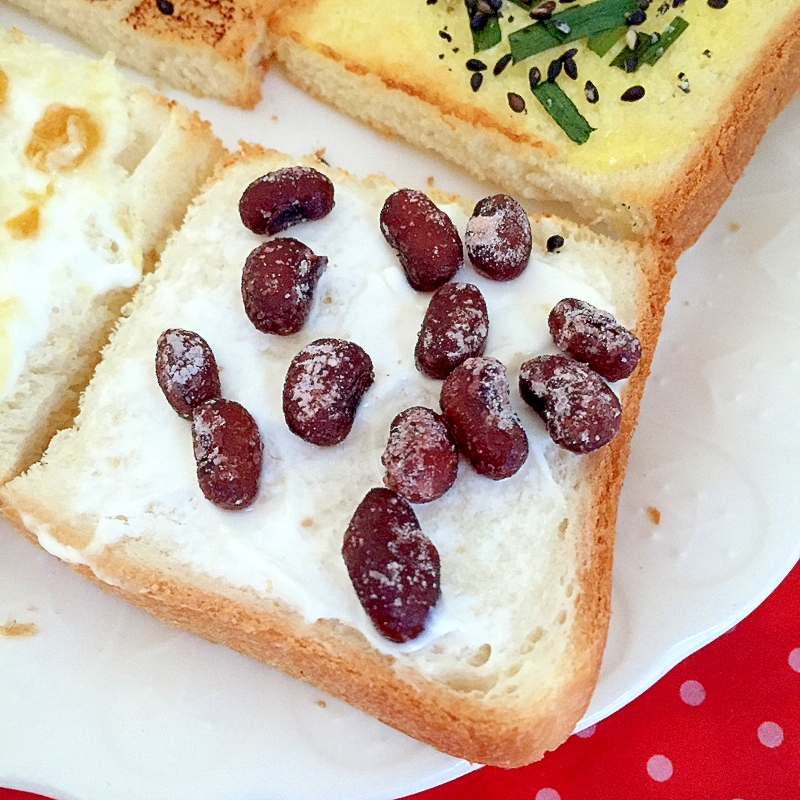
[
  {"xmin": 2, "ymin": 561, "xmax": 799, "ymax": 800},
  {"xmin": 405, "ymin": 559, "xmax": 800, "ymax": 800}
]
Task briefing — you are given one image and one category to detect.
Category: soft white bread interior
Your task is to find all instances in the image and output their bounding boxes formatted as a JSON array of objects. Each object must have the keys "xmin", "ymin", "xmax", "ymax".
[
  {"xmin": 1, "ymin": 146, "xmax": 673, "ymax": 766},
  {"xmin": 268, "ymin": 0, "xmax": 800, "ymax": 256},
  {"xmin": 0, "ymin": 28, "xmax": 224, "ymax": 484},
  {"xmin": 4, "ymin": 0, "xmax": 279, "ymax": 108}
]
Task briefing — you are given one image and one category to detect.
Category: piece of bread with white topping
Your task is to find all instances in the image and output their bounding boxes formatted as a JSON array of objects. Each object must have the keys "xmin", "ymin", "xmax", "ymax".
[
  {"xmin": 267, "ymin": 0, "xmax": 800, "ymax": 256},
  {"xmin": 0, "ymin": 28, "xmax": 224, "ymax": 484},
  {"xmin": 0, "ymin": 146, "xmax": 673, "ymax": 767},
  {"xmin": 4, "ymin": 0, "xmax": 279, "ymax": 107}
]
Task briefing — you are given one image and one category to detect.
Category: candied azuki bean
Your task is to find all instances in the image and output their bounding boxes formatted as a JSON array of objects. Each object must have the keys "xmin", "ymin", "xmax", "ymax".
[
  {"xmin": 156, "ymin": 328, "xmax": 221, "ymax": 419},
  {"xmin": 519, "ymin": 354, "xmax": 621, "ymax": 453},
  {"xmin": 283, "ymin": 338, "xmax": 374, "ymax": 446},
  {"xmin": 241, "ymin": 238, "xmax": 328, "ymax": 335},
  {"xmin": 548, "ymin": 298, "xmax": 641, "ymax": 381},
  {"xmin": 239, "ymin": 166, "xmax": 334, "ymax": 235},
  {"xmin": 415, "ymin": 282, "xmax": 489, "ymax": 379},
  {"xmin": 440, "ymin": 356, "xmax": 528, "ymax": 480},
  {"xmin": 382, "ymin": 407, "xmax": 459, "ymax": 503},
  {"xmin": 342, "ymin": 487, "xmax": 441, "ymax": 642},
  {"xmin": 465, "ymin": 195, "xmax": 532, "ymax": 281},
  {"xmin": 380, "ymin": 188, "xmax": 463, "ymax": 291},
  {"xmin": 192, "ymin": 398, "xmax": 263, "ymax": 510}
]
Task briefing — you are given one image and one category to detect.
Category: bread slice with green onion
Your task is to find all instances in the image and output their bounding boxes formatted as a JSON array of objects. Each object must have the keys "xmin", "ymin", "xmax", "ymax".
[
  {"xmin": 1, "ymin": 146, "xmax": 673, "ymax": 767},
  {"xmin": 267, "ymin": 0, "xmax": 800, "ymax": 255}
]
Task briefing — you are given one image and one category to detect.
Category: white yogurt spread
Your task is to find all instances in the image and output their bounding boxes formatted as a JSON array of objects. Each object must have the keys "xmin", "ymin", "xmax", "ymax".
[{"xmin": 48, "ymin": 158, "xmax": 633, "ymax": 677}]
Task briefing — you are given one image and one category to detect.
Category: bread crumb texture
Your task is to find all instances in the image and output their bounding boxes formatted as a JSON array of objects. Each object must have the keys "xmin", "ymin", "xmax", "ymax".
[{"xmin": 0, "ymin": 620, "xmax": 38, "ymax": 637}]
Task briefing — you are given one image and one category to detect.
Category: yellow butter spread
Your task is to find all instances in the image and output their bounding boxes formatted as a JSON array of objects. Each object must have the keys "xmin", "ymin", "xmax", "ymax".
[{"xmin": 289, "ymin": 0, "xmax": 794, "ymax": 172}]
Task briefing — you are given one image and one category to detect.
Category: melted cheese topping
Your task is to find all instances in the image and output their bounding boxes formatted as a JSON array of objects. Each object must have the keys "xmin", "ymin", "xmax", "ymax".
[
  {"xmin": 0, "ymin": 35, "xmax": 143, "ymax": 400},
  {"xmin": 285, "ymin": 0, "xmax": 795, "ymax": 172}
]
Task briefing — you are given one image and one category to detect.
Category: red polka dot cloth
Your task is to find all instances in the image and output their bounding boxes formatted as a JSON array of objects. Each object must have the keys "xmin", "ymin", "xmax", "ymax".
[
  {"xmin": 403, "ymin": 558, "xmax": 800, "ymax": 800},
  {"xmin": 1, "ymin": 561, "xmax": 798, "ymax": 800}
]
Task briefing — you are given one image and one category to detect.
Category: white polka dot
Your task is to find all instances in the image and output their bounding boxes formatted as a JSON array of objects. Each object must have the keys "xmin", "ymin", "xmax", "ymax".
[
  {"xmin": 757, "ymin": 721, "xmax": 784, "ymax": 748},
  {"xmin": 575, "ymin": 723, "xmax": 596, "ymax": 738},
  {"xmin": 679, "ymin": 679, "xmax": 706, "ymax": 706},
  {"xmin": 535, "ymin": 790, "xmax": 561, "ymax": 800},
  {"xmin": 789, "ymin": 648, "xmax": 800, "ymax": 673},
  {"xmin": 647, "ymin": 754, "xmax": 674, "ymax": 782}
]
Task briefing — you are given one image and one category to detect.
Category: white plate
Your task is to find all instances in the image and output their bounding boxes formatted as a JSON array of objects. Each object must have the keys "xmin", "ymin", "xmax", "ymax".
[{"xmin": 1, "ymin": 8, "xmax": 799, "ymax": 800}]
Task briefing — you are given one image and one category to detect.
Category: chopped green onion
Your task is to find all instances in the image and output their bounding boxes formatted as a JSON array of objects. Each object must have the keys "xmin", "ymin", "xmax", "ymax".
[
  {"xmin": 640, "ymin": 16, "xmax": 689, "ymax": 65},
  {"xmin": 587, "ymin": 26, "xmax": 626, "ymax": 56},
  {"xmin": 510, "ymin": 0, "xmax": 640, "ymax": 62},
  {"xmin": 611, "ymin": 17, "xmax": 689, "ymax": 71},
  {"xmin": 471, "ymin": 15, "xmax": 502, "ymax": 53},
  {"xmin": 531, "ymin": 81, "xmax": 595, "ymax": 144},
  {"xmin": 509, "ymin": 24, "xmax": 562, "ymax": 62}
]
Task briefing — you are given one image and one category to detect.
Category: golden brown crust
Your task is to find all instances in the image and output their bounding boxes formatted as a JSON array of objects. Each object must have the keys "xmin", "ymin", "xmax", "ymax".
[
  {"xmin": 651, "ymin": 7, "xmax": 800, "ymax": 255},
  {"xmin": 0, "ymin": 149, "xmax": 674, "ymax": 767},
  {"xmin": 6, "ymin": 0, "xmax": 280, "ymax": 107}
]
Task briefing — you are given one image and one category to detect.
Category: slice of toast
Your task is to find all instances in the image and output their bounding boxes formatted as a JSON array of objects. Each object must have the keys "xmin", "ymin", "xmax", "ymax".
[
  {"xmin": 4, "ymin": 0, "xmax": 279, "ymax": 107},
  {"xmin": 0, "ymin": 28, "xmax": 224, "ymax": 484},
  {"xmin": 0, "ymin": 146, "xmax": 673, "ymax": 767},
  {"xmin": 268, "ymin": 0, "xmax": 800, "ymax": 256}
]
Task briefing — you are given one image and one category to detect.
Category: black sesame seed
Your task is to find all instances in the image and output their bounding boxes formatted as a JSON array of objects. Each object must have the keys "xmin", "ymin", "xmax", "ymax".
[
  {"xmin": 439, "ymin": 30, "xmax": 452, "ymax": 42},
  {"xmin": 584, "ymin": 80, "xmax": 599, "ymax": 104},
  {"xmin": 621, "ymin": 85, "xmax": 645, "ymax": 102},
  {"xmin": 546, "ymin": 235, "xmax": 564, "ymax": 253},
  {"xmin": 427, "ymin": 0, "xmax": 438, "ymax": 5},
  {"xmin": 703, "ymin": 49, "xmax": 712, "ymax": 57},
  {"xmin": 672, "ymin": 0, "xmax": 686, "ymax": 6},
  {"xmin": 561, "ymin": 48, "xmax": 578, "ymax": 61},
  {"xmin": 623, "ymin": 53, "xmax": 639, "ymax": 72},
  {"xmin": 508, "ymin": 92, "xmax": 526, "ymax": 113},
  {"xmin": 508, "ymin": 15, "xmax": 515, "ymax": 23},
  {"xmin": 471, "ymin": 12, "xmax": 489, "ymax": 30},
  {"xmin": 466, "ymin": 58, "xmax": 488, "ymax": 71},
  {"xmin": 529, "ymin": 1, "xmax": 556, "ymax": 20},
  {"xmin": 528, "ymin": 66, "xmax": 542, "ymax": 90},
  {"xmin": 493, "ymin": 53, "xmax": 513, "ymax": 76},
  {"xmin": 156, "ymin": 0, "xmax": 174, "ymax": 14},
  {"xmin": 563, "ymin": 56, "xmax": 578, "ymax": 80},
  {"xmin": 453, "ymin": 47, "xmax": 460, "ymax": 53},
  {"xmin": 439, "ymin": 53, "xmax": 445, "ymax": 59},
  {"xmin": 471, "ymin": 72, "xmax": 484, "ymax": 92},
  {"xmin": 626, "ymin": 9, "xmax": 646, "ymax": 25},
  {"xmin": 707, "ymin": 0, "xmax": 727, "ymax": 7},
  {"xmin": 547, "ymin": 58, "xmax": 562, "ymax": 83}
]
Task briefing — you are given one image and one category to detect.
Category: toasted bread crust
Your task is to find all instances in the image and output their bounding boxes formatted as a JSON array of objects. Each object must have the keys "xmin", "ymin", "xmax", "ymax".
[
  {"xmin": 268, "ymin": 2, "xmax": 800, "ymax": 257},
  {"xmin": 0, "ymin": 147, "xmax": 672, "ymax": 767},
  {"xmin": 5, "ymin": 0, "xmax": 279, "ymax": 107}
]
